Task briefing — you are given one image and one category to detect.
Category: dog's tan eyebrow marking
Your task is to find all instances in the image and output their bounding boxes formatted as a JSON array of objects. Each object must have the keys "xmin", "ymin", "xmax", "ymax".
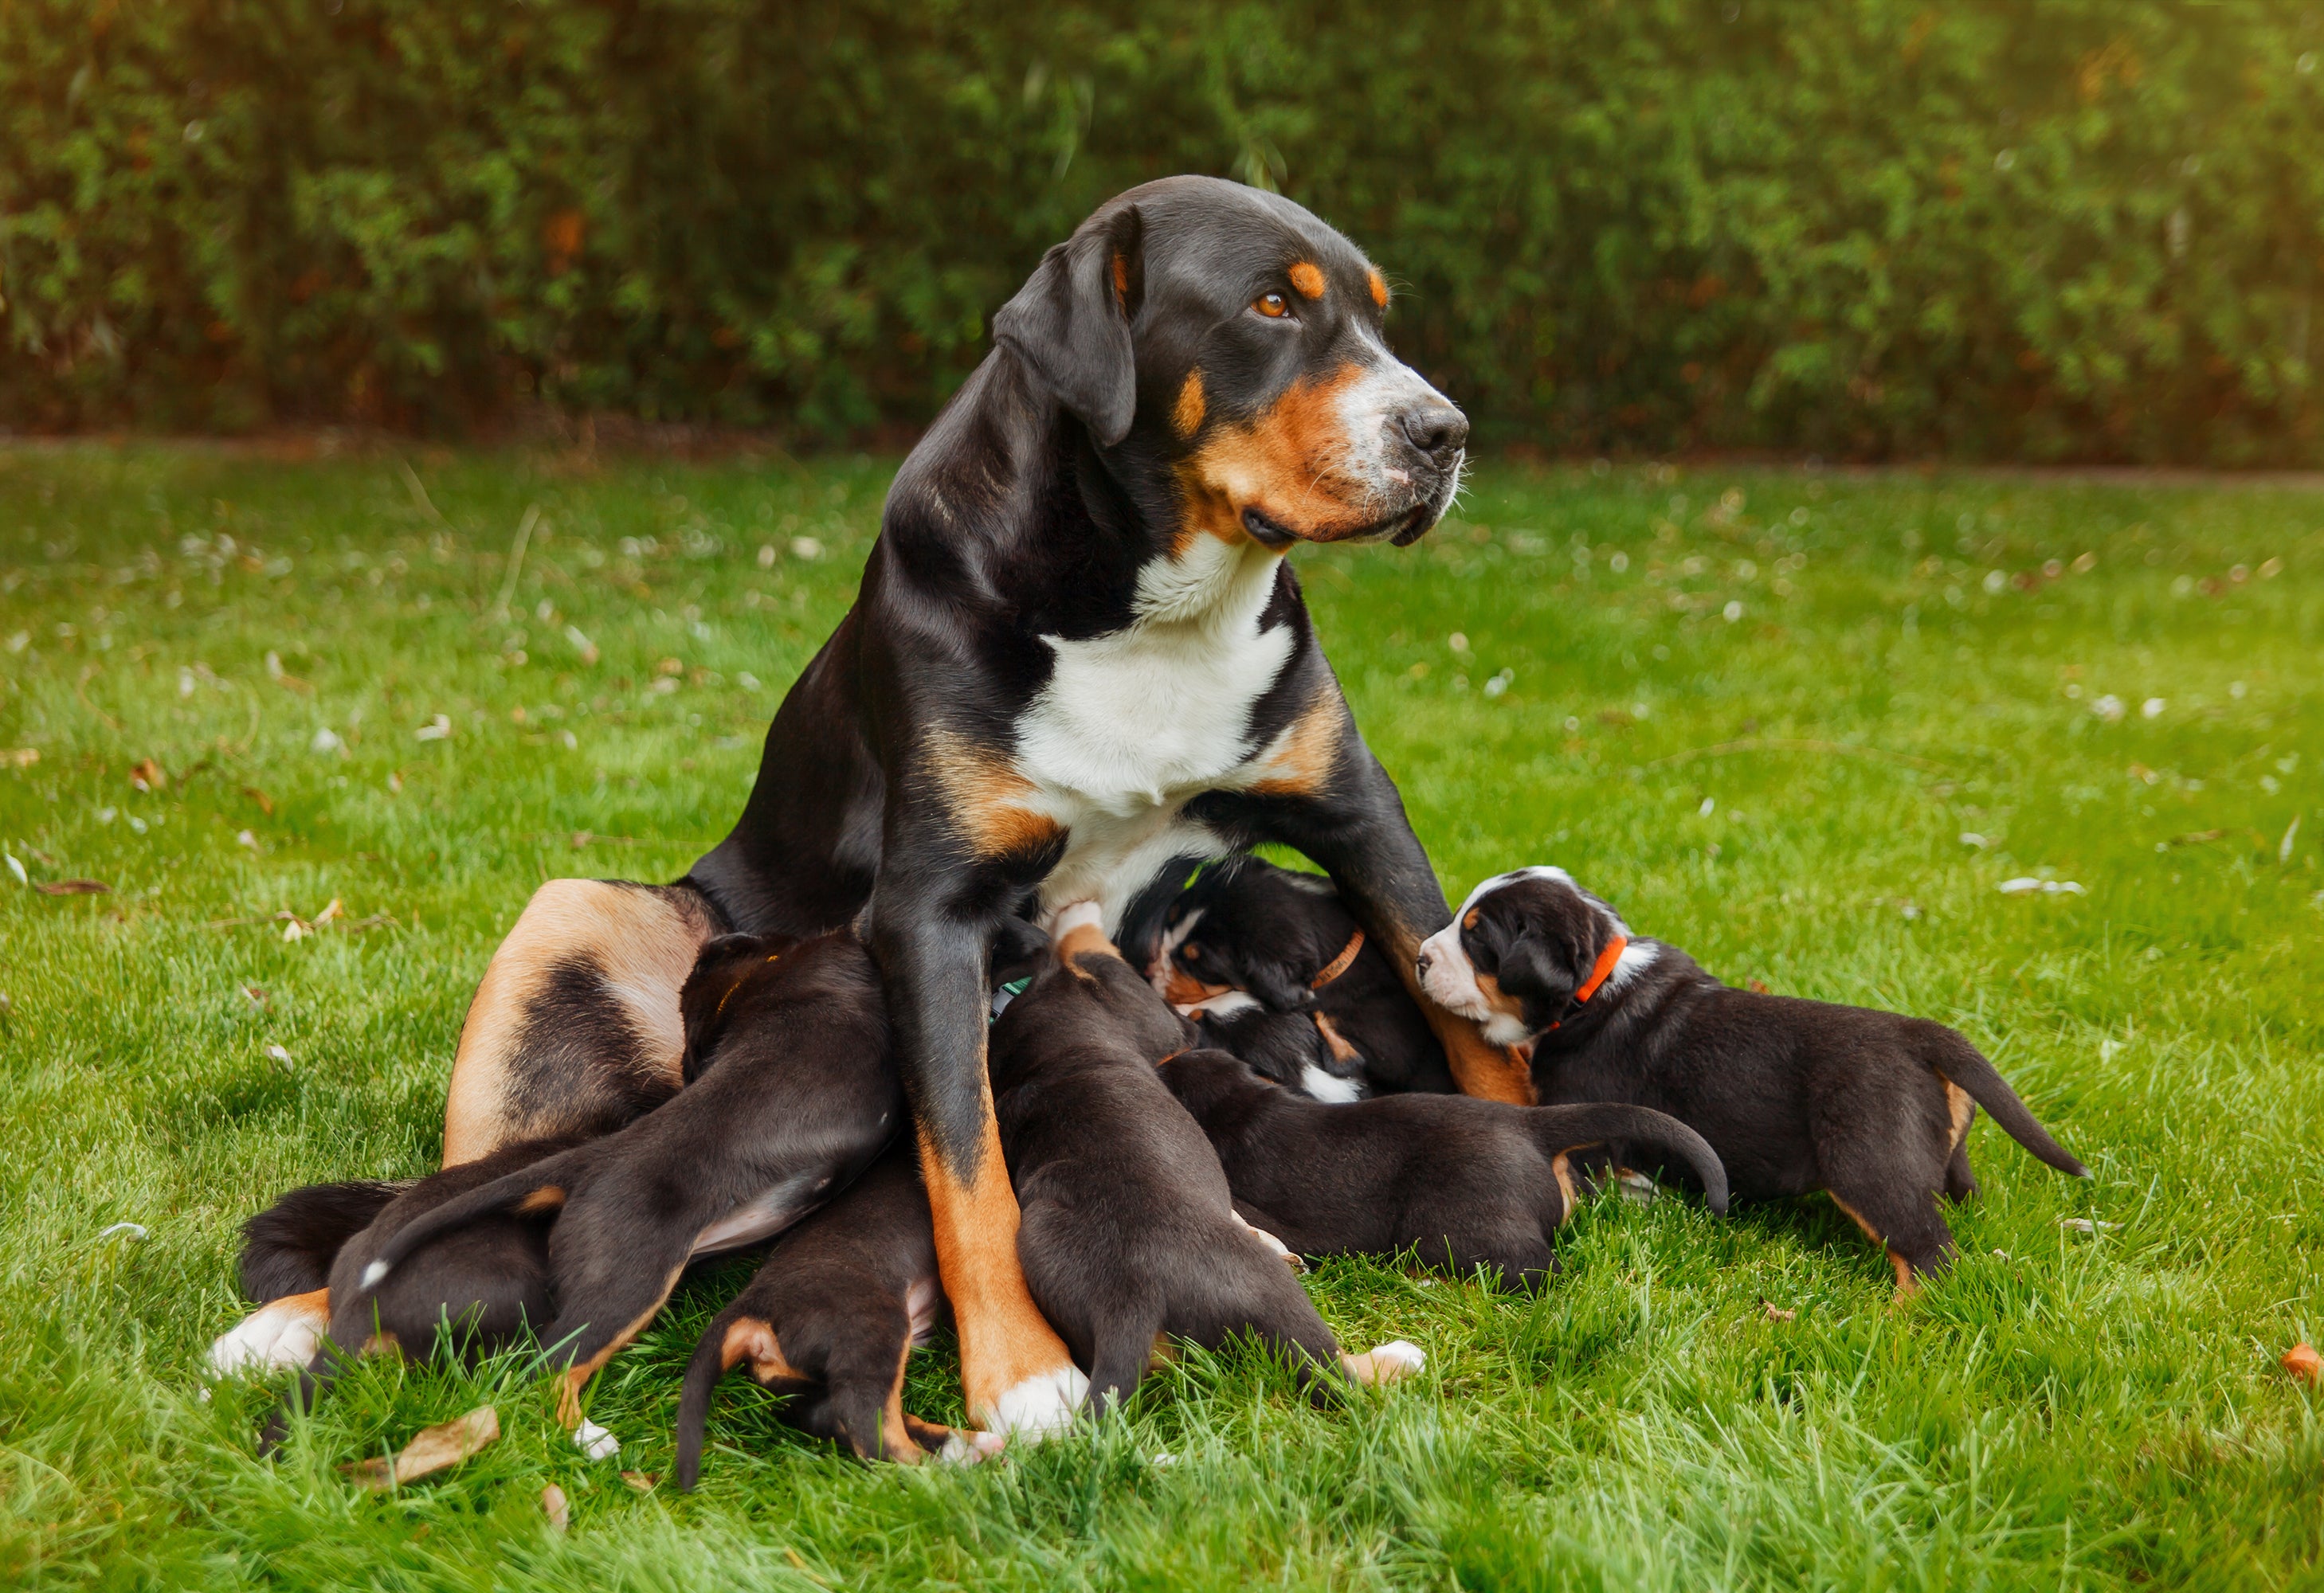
[
  {"xmin": 1173, "ymin": 370, "xmax": 1206, "ymax": 437},
  {"xmin": 1366, "ymin": 268, "xmax": 1389, "ymax": 309},
  {"xmin": 1288, "ymin": 262, "xmax": 1327, "ymax": 300}
]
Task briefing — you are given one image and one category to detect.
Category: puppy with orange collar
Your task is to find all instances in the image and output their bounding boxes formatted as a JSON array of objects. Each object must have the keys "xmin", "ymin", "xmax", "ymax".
[{"xmin": 1416, "ymin": 867, "xmax": 2091, "ymax": 1286}]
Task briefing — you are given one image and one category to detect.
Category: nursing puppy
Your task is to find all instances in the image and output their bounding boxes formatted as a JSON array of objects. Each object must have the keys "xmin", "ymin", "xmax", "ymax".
[
  {"xmin": 353, "ymin": 930, "xmax": 901, "ymax": 1435},
  {"xmin": 1161, "ymin": 1048, "xmax": 1726, "ymax": 1290},
  {"xmin": 990, "ymin": 907, "xmax": 1421, "ymax": 1411},
  {"xmin": 257, "ymin": 1133, "xmax": 583, "ymax": 1452},
  {"xmin": 1416, "ymin": 867, "xmax": 2091, "ymax": 1286},
  {"xmin": 675, "ymin": 1143, "xmax": 1004, "ymax": 1485},
  {"xmin": 1144, "ymin": 856, "xmax": 1455, "ymax": 1097}
]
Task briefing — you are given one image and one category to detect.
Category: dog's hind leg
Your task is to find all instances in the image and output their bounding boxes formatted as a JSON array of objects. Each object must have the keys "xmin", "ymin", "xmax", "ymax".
[
  {"xmin": 1827, "ymin": 1184, "xmax": 1955, "ymax": 1294},
  {"xmin": 1084, "ymin": 1304, "xmax": 1170, "ymax": 1418}
]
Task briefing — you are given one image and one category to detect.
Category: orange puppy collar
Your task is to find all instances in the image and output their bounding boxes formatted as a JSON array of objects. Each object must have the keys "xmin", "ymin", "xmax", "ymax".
[
  {"xmin": 1310, "ymin": 927, "xmax": 1366, "ymax": 990},
  {"xmin": 1548, "ymin": 936, "xmax": 1627, "ymax": 1031}
]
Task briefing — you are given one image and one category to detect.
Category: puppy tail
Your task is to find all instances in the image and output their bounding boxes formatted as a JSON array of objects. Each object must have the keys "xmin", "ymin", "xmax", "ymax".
[
  {"xmin": 1920, "ymin": 1027, "xmax": 2090, "ymax": 1178},
  {"xmin": 674, "ymin": 1304, "xmax": 747, "ymax": 1492},
  {"xmin": 355, "ymin": 1154, "xmax": 578, "ymax": 1293},
  {"xmin": 1535, "ymin": 1103, "xmax": 1730, "ymax": 1216},
  {"xmin": 240, "ymin": 1179, "xmax": 405, "ymax": 1303}
]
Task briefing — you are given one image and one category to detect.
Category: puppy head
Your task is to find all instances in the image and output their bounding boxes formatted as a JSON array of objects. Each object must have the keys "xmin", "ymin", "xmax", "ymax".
[
  {"xmin": 995, "ymin": 912, "xmax": 1198, "ymax": 1067},
  {"xmin": 680, "ymin": 931, "xmax": 806, "ymax": 1062},
  {"xmin": 1149, "ymin": 856, "xmax": 1350, "ymax": 1012},
  {"xmin": 1413, "ymin": 868, "xmax": 1628, "ymax": 1046}
]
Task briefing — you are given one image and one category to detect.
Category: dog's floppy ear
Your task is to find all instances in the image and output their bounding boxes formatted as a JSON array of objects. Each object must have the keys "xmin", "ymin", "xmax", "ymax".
[
  {"xmin": 991, "ymin": 203, "xmax": 1143, "ymax": 447},
  {"xmin": 1492, "ymin": 932, "xmax": 1580, "ymax": 1009}
]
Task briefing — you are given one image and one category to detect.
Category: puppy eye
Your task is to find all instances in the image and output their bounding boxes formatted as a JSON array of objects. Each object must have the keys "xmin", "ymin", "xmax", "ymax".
[
  {"xmin": 1252, "ymin": 293, "xmax": 1291, "ymax": 319},
  {"xmin": 1182, "ymin": 944, "xmax": 1201, "ymax": 960}
]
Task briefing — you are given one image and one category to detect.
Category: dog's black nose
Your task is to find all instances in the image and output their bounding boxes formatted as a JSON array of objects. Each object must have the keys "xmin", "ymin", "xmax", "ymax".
[{"xmin": 1397, "ymin": 402, "xmax": 1468, "ymax": 460}]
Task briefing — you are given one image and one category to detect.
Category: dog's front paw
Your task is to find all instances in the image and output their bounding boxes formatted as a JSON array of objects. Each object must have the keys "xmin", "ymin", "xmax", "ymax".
[
  {"xmin": 934, "ymin": 1428, "xmax": 1009, "ymax": 1466},
  {"xmin": 985, "ymin": 1364, "xmax": 1091, "ymax": 1438},
  {"xmin": 208, "ymin": 1292, "xmax": 328, "ymax": 1376},
  {"xmin": 1232, "ymin": 1211, "xmax": 1307, "ymax": 1272}
]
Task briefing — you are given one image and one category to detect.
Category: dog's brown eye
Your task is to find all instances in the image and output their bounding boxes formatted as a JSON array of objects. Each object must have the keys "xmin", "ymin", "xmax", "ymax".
[
  {"xmin": 1183, "ymin": 944, "xmax": 1201, "ymax": 960},
  {"xmin": 1253, "ymin": 293, "xmax": 1290, "ymax": 319}
]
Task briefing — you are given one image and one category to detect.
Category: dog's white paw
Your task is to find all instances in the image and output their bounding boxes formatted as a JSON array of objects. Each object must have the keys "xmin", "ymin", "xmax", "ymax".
[
  {"xmin": 935, "ymin": 1429, "xmax": 1009, "ymax": 1466},
  {"xmin": 985, "ymin": 1364, "xmax": 1090, "ymax": 1438},
  {"xmin": 571, "ymin": 1419, "xmax": 621, "ymax": 1461},
  {"xmin": 1043, "ymin": 900, "xmax": 1106, "ymax": 939},
  {"xmin": 1341, "ymin": 1340, "xmax": 1426, "ymax": 1386},
  {"xmin": 208, "ymin": 1297, "xmax": 327, "ymax": 1376}
]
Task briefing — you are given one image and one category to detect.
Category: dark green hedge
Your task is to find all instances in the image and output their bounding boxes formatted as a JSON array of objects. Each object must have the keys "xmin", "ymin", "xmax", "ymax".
[{"xmin": 5, "ymin": 2, "xmax": 2322, "ymax": 462}]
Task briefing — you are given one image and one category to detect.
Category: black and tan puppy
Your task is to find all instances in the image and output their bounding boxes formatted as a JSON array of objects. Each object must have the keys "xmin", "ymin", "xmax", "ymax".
[
  {"xmin": 988, "ymin": 906, "xmax": 1423, "ymax": 1413},
  {"xmin": 1144, "ymin": 856, "xmax": 1455, "ymax": 1098},
  {"xmin": 354, "ymin": 930, "xmax": 900, "ymax": 1439},
  {"xmin": 1160, "ymin": 1048, "xmax": 1726, "ymax": 1290},
  {"xmin": 257, "ymin": 1133, "xmax": 585, "ymax": 1451},
  {"xmin": 1416, "ymin": 867, "xmax": 2091, "ymax": 1286},
  {"xmin": 675, "ymin": 1142, "xmax": 1005, "ymax": 1485}
]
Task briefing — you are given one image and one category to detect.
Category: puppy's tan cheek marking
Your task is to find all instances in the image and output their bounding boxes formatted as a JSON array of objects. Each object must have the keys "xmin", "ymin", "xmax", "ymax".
[
  {"xmin": 1367, "ymin": 268, "xmax": 1389, "ymax": 309},
  {"xmin": 1173, "ymin": 370, "xmax": 1206, "ymax": 437},
  {"xmin": 1171, "ymin": 362, "xmax": 1368, "ymax": 551},
  {"xmin": 1471, "ymin": 971, "xmax": 1527, "ymax": 1023},
  {"xmin": 1288, "ymin": 261, "xmax": 1326, "ymax": 299}
]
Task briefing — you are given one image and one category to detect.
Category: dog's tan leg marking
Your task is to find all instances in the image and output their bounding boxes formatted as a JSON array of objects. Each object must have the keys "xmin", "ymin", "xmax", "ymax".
[
  {"xmin": 1313, "ymin": 1012, "xmax": 1362, "ymax": 1063},
  {"xmin": 1242, "ymin": 690, "xmax": 1346, "ymax": 800},
  {"xmin": 1938, "ymin": 1075, "xmax": 1975, "ymax": 1152},
  {"xmin": 917, "ymin": 1117, "xmax": 1086, "ymax": 1435},
  {"xmin": 1549, "ymin": 1151, "xmax": 1581, "ymax": 1224},
  {"xmin": 444, "ymin": 879, "xmax": 716, "ymax": 1165},
  {"xmin": 721, "ymin": 1316, "xmax": 805, "ymax": 1383},
  {"xmin": 1826, "ymin": 1192, "xmax": 1919, "ymax": 1297},
  {"xmin": 554, "ymin": 1266, "xmax": 685, "ymax": 1428}
]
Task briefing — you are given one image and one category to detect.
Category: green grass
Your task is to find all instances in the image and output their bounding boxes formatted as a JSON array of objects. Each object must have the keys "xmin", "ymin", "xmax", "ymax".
[{"xmin": 2, "ymin": 443, "xmax": 2320, "ymax": 1591}]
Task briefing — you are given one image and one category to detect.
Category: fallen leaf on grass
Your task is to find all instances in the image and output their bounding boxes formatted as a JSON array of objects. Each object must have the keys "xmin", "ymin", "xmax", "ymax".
[
  {"xmin": 5, "ymin": 852, "xmax": 25, "ymax": 885},
  {"xmin": 241, "ymin": 984, "xmax": 269, "ymax": 1009},
  {"xmin": 129, "ymin": 757, "xmax": 166, "ymax": 792},
  {"xmin": 265, "ymin": 1045, "xmax": 292, "ymax": 1067},
  {"xmin": 2060, "ymin": 1218, "xmax": 2118, "ymax": 1233},
  {"xmin": 620, "ymin": 1470, "xmax": 657, "ymax": 1493},
  {"xmin": 5, "ymin": 748, "xmax": 37, "ymax": 768},
  {"xmin": 237, "ymin": 829, "xmax": 261, "ymax": 851},
  {"xmin": 37, "ymin": 879, "xmax": 112, "ymax": 895},
  {"xmin": 314, "ymin": 898, "xmax": 343, "ymax": 926},
  {"xmin": 1760, "ymin": 1300, "xmax": 1796, "ymax": 1322},
  {"xmin": 540, "ymin": 1484, "xmax": 570, "ymax": 1532},
  {"xmin": 241, "ymin": 785, "xmax": 275, "ymax": 815},
  {"xmin": 96, "ymin": 1222, "xmax": 148, "ymax": 1241},
  {"xmin": 1747, "ymin": 979, "xmax": 1770, "ymax": 993},
  {"xmin": 2284, "ymin": 1344, "xmax": 2322, "ymax": 1385},
  {"xmin": 341, "ymin": 1406, "xmax": 500, "ymax": 1491}
]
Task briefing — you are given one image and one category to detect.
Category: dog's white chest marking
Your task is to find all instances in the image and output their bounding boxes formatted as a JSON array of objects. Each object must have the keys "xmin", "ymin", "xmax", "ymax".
[{"xmin": 1015, "ymin": 538, "xmax": 1295, "ymax": 919}]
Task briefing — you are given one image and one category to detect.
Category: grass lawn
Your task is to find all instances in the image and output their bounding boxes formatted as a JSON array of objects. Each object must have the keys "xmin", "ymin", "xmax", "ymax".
[{"xmin": 2, "ymin": 442, "xmax": 2320, "ymax": 1591}]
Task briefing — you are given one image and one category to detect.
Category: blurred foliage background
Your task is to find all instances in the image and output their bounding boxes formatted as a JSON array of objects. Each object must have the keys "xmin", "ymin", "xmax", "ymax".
[{"xmin": 3, "ymin": 1, "xmax": 2322, "ymax": 462}]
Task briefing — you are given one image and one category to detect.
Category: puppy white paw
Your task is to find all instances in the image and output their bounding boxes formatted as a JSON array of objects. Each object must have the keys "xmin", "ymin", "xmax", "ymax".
[
  {"xmin": 208, "ymin": 1297, "xmax": 327, "ymax": 1376},
  {"xmin": 1044, "ymin": 900, "xmax": 1105, "ymax": 939},
  {"xmin": 985, "ymin": 1364, "xmax": 1091, "ymax": 1438},
  {"xmin": 935, "ymin": 1429, "xmax": 1009, "ymax": 1466},
  {"xmin": 571, "ymin": 1419, "xmax": 621, "ymax": 1461},
  {"xmin": 1341, "ymin": 1340, "xmax": 1426, "ymax": 1387}
]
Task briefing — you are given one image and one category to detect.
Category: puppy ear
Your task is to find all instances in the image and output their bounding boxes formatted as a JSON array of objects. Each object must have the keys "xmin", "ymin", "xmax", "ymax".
[
  {"xmin": 1493, "ymin": 932, "xmax": 1579, "ymax": 1008},
  {"xmin": 991, "ymin": 203, "xmax": 1143, "ymax": 447},
  {"xmin": 1237, "ymin": 954, "xmax": 1315, "ymax": 1014},
  {"xmin": 986, "ymin": 915, "xmax": 1051, "ymax": 988}
]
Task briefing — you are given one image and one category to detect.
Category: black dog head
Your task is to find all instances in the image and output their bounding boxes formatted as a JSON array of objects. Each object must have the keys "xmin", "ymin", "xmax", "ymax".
[
  {"xmin": 1413, "ymin": 868, "xmax": 1632, "ymax": 1047},
  {"xmin": 1147, "ymin": 855, "xmax": 1353, "ymax": 1014},
  {"xmin": 992, "ymin": 174, "xmax": 1468, "ymax": 550}
]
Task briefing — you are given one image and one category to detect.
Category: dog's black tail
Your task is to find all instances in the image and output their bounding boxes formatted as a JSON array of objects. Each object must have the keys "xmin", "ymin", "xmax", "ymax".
[
  {"xmin": 241, "ymin": 1179, "xmax": 406, "ymax": 1303},
  {"xmin": 1918, "ymin": 1026, "xmax": 2090, "ymax": 1178},
  {"xmin": 1531, "ymin": 1103, "xmax": 1730, "ymax": 1215},
  {"xmin": 675, "ymin": 1301, "xmax": 750, "ymax": 1491},
  {"xmin": 354, "ymin": 1149, "xmax": 582, "ymax": 1294}
]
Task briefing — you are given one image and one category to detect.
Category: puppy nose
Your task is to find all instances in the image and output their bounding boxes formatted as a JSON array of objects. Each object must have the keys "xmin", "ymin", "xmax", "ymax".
[{"xmin": 1397, "ymin": 402, "xmax": 1468, "ymax": 460}]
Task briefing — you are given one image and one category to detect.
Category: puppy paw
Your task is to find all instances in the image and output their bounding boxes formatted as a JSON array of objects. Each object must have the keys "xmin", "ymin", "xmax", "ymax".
[
  {"xmin": 1341, "ymin": 1340, "xmax": 1426, "ymax": 1386},
  {"xmin": 1044, "ymin": 901, "xmax": 1120, "ymax": 963},
  {"xmin": 571, "ymin": 1419, "xmax": 621, "ymax": 1461},
  {"xmin": 935, "ymin": 1428, "xmax": 1009, "ymax": 1466},
  {"xmin": 985, "ymin": 1364, "xmax": 1091, "ymax": 1438},
  {"xmin": 208, "ymin": 1294, "xmax": 327, "ymax": 1376}
]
